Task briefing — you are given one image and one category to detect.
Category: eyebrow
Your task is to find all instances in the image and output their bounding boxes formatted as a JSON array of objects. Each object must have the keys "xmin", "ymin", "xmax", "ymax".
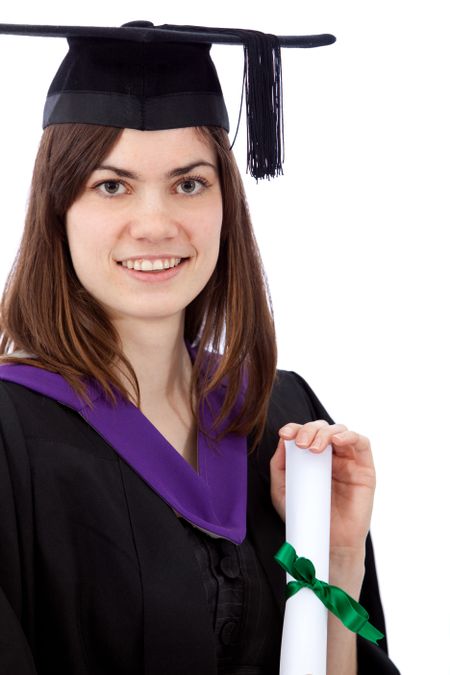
[{"xmin": 93, "ymin": 161, "xmax": 218, "ymax": 180}]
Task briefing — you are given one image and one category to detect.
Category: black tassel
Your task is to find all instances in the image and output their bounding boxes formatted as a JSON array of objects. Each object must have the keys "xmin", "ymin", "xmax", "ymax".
[{"xmin": 238, "ymin": 30, "xmax": 284, "ymax": 180}]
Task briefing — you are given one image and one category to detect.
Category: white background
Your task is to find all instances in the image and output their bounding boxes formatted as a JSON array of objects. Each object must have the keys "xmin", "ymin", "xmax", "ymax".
[{"xmin": 1, "ymin": 2, "xmax": 448, "ymax": 672}]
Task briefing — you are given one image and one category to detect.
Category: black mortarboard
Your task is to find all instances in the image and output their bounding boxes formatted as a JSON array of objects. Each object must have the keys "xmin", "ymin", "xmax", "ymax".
[{"xmin": 0, "ymin": 21, "xmax": 335, "ymax": 180}]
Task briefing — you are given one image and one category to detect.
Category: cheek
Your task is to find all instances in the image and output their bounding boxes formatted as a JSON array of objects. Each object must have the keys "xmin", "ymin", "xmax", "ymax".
[
  {"xmin": 195, "ymin": 203, "xmax": 223, "ymax": 253},
  {"xmin": 66, "ymin": 203, "xmax": 88, "ymax": 257},
  {"xmin": 200, "ymin": 221, "xmax": 222, "ymax": 267},
  {"xmin": 66, "ymin": 206, "xmax": 112, "ymax": 265}
]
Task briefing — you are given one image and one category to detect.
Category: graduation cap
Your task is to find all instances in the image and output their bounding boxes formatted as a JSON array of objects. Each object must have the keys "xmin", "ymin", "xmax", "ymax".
[{"xmin": 0, "ymin": 21, "xmax": 335, "ymax": 180}]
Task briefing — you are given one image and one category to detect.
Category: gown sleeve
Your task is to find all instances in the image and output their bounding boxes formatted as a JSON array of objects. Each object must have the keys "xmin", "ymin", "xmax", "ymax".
[
  {"xmin": 261, "ymin": 370, "xmax": 401, "ymax": 674},
  {"xmin": 0, "ymin": 385, "xmax": 38, "ymax": 675}
]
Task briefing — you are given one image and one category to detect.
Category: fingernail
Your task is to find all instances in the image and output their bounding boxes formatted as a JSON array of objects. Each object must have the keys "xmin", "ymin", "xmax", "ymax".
[{"xmin": 280, "ymin": 424, "xmax": 295, "ymax": 435}]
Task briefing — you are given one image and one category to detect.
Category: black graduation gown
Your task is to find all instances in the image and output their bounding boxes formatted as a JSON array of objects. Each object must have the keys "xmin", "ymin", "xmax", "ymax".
[{"xmin": 0, "ymin": 369, "xmax": 400, "ymax": 674}]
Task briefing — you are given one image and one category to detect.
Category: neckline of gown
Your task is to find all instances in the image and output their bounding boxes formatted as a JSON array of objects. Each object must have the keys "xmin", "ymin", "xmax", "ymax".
[{"xmin": 0, "ymin": 356, "xmax": 248, "ymax": 543}]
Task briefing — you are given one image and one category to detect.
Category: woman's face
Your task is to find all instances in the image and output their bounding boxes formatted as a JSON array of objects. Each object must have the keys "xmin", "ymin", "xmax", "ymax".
[{"xmin": 66, "ymin": 127, "xmax": 223, "ymax": 327}]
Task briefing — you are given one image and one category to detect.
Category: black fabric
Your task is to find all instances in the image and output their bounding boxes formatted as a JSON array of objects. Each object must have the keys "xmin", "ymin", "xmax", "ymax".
[
  {"xmin": 180, "ymin": 519, "xmax": 280, "ymax": 674},
  {"xmin": 0, "ymin": 21, "xmax": 336, "ymax": 48},
  {"xmin": 49, "ymin": 39, "xmax": 220, "ymax": 97},
  {"xmin": 44, "ymin": 38, "xmax": 229, "ymax": 132},
  {"xmin": 0, "ymin": 370, "xmax": 400, "ymax": 674},
  {"xmin": 43, "ymin": 91, "xmax": 229, "ymax": 132}
]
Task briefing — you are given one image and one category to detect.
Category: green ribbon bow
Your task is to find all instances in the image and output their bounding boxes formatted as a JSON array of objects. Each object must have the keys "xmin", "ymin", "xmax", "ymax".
[{"xmin": 274, "ymin": 542, "xmax": 384, "ymax": 645}]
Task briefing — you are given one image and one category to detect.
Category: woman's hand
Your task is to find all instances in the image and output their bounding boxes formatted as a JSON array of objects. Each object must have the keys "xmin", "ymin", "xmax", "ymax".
[{"xmin": 270, "ymin": 421, "xmax": 376, "ymax": 558}]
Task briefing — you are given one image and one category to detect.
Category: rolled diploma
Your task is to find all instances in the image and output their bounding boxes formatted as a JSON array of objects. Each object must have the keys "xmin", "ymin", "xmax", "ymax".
[{"xmin": 279, "ymin": 440, "xmax": 332, "ymax": 675}]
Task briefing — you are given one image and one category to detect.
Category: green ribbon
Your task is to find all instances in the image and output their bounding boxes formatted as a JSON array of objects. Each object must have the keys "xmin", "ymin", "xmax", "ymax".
[{"xmin": 274, "ymin": 542, "xmax": 384, "ymax": 645}]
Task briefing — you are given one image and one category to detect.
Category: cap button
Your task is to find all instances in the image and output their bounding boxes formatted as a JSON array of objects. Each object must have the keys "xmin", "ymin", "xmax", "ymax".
[{"xmin": 121, "ymin": 21, "xmax": 154, "ymax": 28}]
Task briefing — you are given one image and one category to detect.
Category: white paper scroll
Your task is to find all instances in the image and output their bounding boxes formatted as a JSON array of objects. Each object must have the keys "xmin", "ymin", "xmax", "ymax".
[{"xmin": 279, "ymin": 440, "xmax": 332, "ymax": 675}]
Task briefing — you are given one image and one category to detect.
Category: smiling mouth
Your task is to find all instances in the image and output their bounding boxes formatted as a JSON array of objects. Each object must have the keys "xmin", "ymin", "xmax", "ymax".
[{"xmin": 118, "ymin": 257, "xmax": 184, "ymax": 272}]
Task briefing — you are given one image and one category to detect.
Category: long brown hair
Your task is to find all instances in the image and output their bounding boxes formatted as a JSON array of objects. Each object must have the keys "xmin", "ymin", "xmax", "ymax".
[{"xmin": 0, "ymin": 124, "xmax": 277, "ymax": 448}]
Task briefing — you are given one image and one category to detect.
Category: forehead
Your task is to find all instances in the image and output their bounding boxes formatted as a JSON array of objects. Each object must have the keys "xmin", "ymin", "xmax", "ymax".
[{"xmin": 101, "ymin": 127, "xmax": 216, "ymax": 171}]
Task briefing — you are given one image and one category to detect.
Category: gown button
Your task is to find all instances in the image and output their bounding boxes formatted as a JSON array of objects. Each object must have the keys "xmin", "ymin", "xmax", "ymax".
[
  {"xmin": 220, "ymin": 620, "xmax": 238, "ymax": 646},
  {"xmin": 219, "ymin": 555, "xmax": 240, "ymax": 579}
]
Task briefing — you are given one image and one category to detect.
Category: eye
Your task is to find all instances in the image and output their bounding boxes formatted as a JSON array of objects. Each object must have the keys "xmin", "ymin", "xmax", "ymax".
[
  {"xmin": 175, "ymin": 177, "xmax": 209, "ymax": 196},
  {"xmin": 95, "ymin": 180, "xmax": 127, "ymax": 196}
]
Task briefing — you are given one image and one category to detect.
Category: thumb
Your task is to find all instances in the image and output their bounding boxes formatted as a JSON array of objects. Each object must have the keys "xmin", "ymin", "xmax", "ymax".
[{"xmin": 270, "ymin": 437, "xmax": 286, "ymax": 473}]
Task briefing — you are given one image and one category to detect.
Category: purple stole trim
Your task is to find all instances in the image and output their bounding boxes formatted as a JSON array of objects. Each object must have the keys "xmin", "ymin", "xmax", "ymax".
[{"xmin": 0, "ymin": 364, "xmax": 247, "ymax": 543}]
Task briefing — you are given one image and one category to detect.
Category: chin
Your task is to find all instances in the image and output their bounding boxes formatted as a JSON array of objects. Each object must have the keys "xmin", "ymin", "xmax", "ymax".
[{"xmin": 108, "ymin": 303, "xmax": 186, "ymax": 323}]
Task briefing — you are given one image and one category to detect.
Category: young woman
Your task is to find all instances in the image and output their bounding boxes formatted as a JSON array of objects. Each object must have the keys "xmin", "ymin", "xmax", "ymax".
[{"xmin": 0, "ymin": 21, "xmax": 400, "ymax": 675}]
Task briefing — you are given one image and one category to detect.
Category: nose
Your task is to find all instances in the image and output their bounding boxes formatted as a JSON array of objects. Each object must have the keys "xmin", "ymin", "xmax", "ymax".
[{"xmin": 127, "ymin": 191, "xmax": 180, "ymax": 242}]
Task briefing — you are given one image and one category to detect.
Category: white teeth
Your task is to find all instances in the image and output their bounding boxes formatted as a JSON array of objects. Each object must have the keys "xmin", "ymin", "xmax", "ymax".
[{"xmin": 121, "ymin": 257, "xmax": 182, "ymax": 272}]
